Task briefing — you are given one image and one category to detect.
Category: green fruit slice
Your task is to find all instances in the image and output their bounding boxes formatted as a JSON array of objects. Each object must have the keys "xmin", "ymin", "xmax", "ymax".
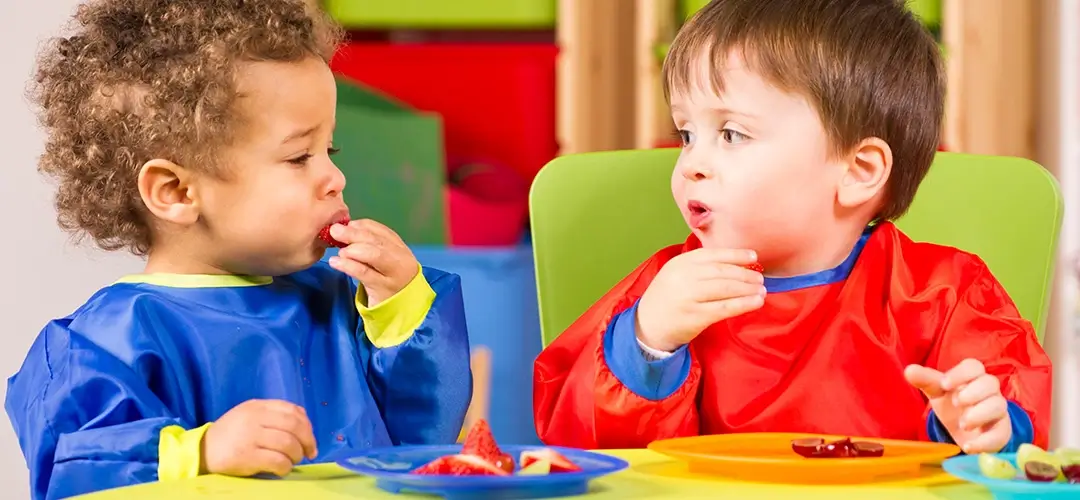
[
  {"xmin": 978, "ymin": 453, "xmax": 1019, "ymax": 480},
  {"xmin": 1016, "ymin": 443, "xmax": 1050, "ymax": 471},
  {"xmin": 1054, "ymin": 447, "xmax": 1080, "ymax": 466}
]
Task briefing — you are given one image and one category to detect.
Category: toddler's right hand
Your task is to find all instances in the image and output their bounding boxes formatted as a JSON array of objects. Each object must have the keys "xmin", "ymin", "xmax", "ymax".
[
  {"xmin": 636, "ymin": 248, "xmax": 766, "ymax": 352},
  {"xmin": 201, "ymin": 399, "xmax": 318, "ymax": 477}
]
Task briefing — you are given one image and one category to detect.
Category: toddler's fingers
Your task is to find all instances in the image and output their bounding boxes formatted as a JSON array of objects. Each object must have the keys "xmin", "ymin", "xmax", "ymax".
[
  {"xmin": 252, "ymin": 448, "xmax": 295, "ymax": 477},
  {"xmin": 330, "ymin": 222, "xmax": 382, "ymax": 247},
  {"xmin": 954, "ymin": 374, "xmax": 1001, "ymax": 408},
  {"xmin": 337, "ymin": 244, "xmax": 387, "ymax": 273},
  {"xmin": 698, "ymin": 264, "xmax": 765, "ymax": 284},
  {"xmin": 690, "ymin": 248, "xmax": 758, "ymax": 266},
  {"xmin": 696, "ymin": 280, "xmax": 767, "ymax": 302},
  {"xmin": 259, "ymin": 402, "xmax": 319, "ymax": 459},
  {"xmin": 941, "ymin": 358, "xmax": 986, "ymax": 391},
  {"xmin": 959, "ymin": 396, "xmax": 1008, "ymax": 432},
  {"xmin": 256, "ymin": 427, "xmax": 304, "ymax": 464},
  {"xmin": 704, "ymin": 294, "xmax": 765, "ymax": 319},
  {"xmin": 329, "ymin": 255, "xmax": 378, "ymax": 282},
  {"xmin": 904, "ymin": 364, "xmax": 946, "ymax": 399},
  {"xmin": 961, "ymin": 418, "xmax": 1011, "ymax": 454}
]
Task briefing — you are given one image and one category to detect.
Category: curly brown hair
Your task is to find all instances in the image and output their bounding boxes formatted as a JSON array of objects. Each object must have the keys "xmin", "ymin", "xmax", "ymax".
[{"xmin": 32, "ymin": 0, "xmax": 343, "ymax": 255}]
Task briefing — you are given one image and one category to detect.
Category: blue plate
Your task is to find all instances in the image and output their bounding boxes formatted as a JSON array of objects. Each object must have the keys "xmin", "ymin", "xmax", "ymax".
[
  {"xmin": 336, "ymin": 445, "xmax": 629, "ymax": 499},
  {"xmin": 942, "ymin": 453, "xmax": 1079, "ymax": 499}
]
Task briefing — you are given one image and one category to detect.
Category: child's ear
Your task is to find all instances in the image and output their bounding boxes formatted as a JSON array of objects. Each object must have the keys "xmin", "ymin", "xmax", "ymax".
[
  {"xmin": 837, "ymin": 137, "xmax": 892, "ymax": 209},
  {"xmin": 137, "ymin": 159, "xmax": 200, "ymax": 225}
]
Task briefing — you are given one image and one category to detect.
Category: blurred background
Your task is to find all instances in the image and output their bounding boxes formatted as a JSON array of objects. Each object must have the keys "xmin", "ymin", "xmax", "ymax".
[{"xmin": 0, "ymin": 1, "xmax": 1077, "ymax": 497}]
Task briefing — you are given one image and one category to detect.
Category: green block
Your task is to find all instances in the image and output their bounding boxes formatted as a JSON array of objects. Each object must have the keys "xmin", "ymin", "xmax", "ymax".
[
  {"xmin": 907, "ymin": 0, "xmax": 941, "ymax": 29},
  {"xmin": 323, "ymin": 0, "xmax": 556, "ymax": 29},
  {"xmin": 333, "ymin": 80, "xmax": 447, "ymax": 245},
  {"xmin": 336, "ymin": 77, "xmax": 409, "ymax": 112},
  {"xmin": 680, "ymin": 0, "xmax": 710, "ymax": 21}
]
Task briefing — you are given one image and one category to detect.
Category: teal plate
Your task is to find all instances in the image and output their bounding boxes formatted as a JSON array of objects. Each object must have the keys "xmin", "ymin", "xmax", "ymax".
[{"xmin": 942, "ymin": 453, "xmax": 1078, "ymax": 499}]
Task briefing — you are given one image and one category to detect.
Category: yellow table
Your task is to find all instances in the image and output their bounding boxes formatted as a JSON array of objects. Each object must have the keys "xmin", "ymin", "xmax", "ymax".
[{"xmin": 76, "ymin": 450, "xmax": 991, "ymax": 499}]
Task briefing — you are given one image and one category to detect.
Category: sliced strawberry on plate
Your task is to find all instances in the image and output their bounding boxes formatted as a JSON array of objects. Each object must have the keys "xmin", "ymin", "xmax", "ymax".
[
  {"xmin": 744, "ymin": 262, "xmax": 764, "ymax": 273},
  {"xmin": 412, "ymin": 455, "xmax": 455, "ymax": 475},
  {"xmin": 412, "ymin": 454, "xmax": 510, "ymax": 476},
  {"xmin": 461, "ymin": 419, "xmax": 514, "ymax": 472},
  {"xmin": 520, "ymin": 449, "xmax": 582, "ymax": 473}
]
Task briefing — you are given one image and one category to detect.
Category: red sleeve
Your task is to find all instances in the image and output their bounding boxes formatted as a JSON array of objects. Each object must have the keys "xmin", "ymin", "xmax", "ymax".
[
  {"xmin": 532, "ymin": 244, "xmax": 701, "ymax": 449},
  {"xmin": 921, "ymin": 259, "xmax": 1053, "ymax": 448}
]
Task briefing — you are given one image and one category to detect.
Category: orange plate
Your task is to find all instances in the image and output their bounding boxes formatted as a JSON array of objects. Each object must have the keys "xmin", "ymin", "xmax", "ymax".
[{"xmin": 647, "ymin": 433, "xmax": 962, "ymax": 484}]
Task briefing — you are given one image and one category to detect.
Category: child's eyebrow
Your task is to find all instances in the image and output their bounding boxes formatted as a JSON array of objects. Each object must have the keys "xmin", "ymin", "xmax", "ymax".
[
  {"xmin": 280, "ymin": 125, "xmax": 320, "ymax": 144},
  {"xmin": 708, "ymin": 105, "xmax": 758, "ymax": 121}
]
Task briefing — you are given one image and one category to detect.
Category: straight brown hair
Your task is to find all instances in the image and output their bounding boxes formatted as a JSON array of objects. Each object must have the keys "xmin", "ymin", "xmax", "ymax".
[{"xmin": 662, "ymin": 0, "xmax": 945, "ymax": 220}]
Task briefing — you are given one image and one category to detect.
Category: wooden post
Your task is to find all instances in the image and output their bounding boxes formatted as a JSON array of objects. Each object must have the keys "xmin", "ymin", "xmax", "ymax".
[
  {"xmin": 458, "ymin": 346, "xmax": 491, "ymax": 440},
  {"xmin": 633, "ymin": 0, "xmax": 678, "ymax": 150},
  {"xmin": 556, "ymin": 0, "xmax": 638, "ymax": 154},
  {"xmin": 942, "ymin": 0, "xmax": 1039, "ymax": 159}
]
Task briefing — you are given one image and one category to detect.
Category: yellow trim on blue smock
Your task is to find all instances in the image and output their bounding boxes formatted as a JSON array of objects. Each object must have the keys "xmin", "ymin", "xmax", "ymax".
[
  {"xmin": 355, "ymin": 264, "xmax": 435, "ymax": 348},
  {"xmin": 158, "ymin": 423, "xmax": 211, "ymax": 481},
  {"xmin": 114, "ymin": 274, "xmax": 272, "ymax": 288}
]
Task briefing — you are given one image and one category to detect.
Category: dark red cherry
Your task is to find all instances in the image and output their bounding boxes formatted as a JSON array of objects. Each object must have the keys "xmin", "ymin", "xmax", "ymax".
[
  {"xmin": 853, "ymin": 441, "xmax": 885, "ymax": 457},
  {"xmin": 821, "ymin": 438, "xmax": 857, "ymax": 458},
  {"xmin": 1024, "ymin": 461, "xmax": 1059, "ymax": 482},
  {"xmin": 1062, "ymin": 463, "xmax": 1080, "ymax": 483},
  {"xmin": 792, "ymin": 438, "xmax": 825, "ymax": 457}
]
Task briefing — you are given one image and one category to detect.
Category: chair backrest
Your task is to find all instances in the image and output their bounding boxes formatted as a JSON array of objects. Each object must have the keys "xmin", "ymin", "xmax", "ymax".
[{"xmin": 529, "ymin": 149, "xmax": 1063, "ymax": 347}]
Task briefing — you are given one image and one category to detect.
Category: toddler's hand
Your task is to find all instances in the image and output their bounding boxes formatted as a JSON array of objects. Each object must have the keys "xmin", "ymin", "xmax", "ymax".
[
  {"xmin": 328, "ymin": 219, "xmax": 420, "ymax": 307},
  {"xmin": 201, "ymin": 399, "xmax": 318, "ymax": 477},
  {"xmin": 905, "ymin": 359, "xmax": 1012, "ymax": 454},
  {"xmin": 636, "ymin": 248, "xmax": 766, "ymax": 352}
]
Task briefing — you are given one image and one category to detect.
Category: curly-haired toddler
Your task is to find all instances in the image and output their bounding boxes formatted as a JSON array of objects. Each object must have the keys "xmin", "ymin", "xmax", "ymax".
[{"xmin": 5, "ymin": 1, "xmax": 472, "ymax": 498}]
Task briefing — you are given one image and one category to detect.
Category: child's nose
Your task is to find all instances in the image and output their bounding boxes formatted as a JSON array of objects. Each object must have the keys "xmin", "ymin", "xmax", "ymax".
[
  {"xmin": 325, "ymin": 163, "xmax": 346, "ymax": 196},
  {"xmin": 682, "ymin": 160, "xmax": 713, "ymax": 181}
]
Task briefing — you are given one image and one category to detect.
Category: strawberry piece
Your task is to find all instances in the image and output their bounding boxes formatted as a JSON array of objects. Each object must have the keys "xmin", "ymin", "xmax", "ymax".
[
  {"xmin": 461, "ymin": 419, "xmax": 513, "ymax": 471},
  {"xmin": 318, "ymin": 218, "xmax": 350, "ymax": 248},
  {"xmin": 412, "ymin": 455, "xmax": 455, "ymax": 475},
  {"xmin": 520, "ymin": 449, "xmax": 582, "ymax": 473},
  {"xmin": 412, "ymin": 454, "xmax": 510, "ymax": 476},
  {"xmin": 744, "ymin": 263, "xmax": 764, "ymax": 273}
]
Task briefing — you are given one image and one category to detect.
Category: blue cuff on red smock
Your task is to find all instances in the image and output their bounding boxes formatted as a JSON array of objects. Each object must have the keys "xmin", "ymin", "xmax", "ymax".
[
  {"xmin": 601, "ymin": 299, "xmax": 690, "ymax": 401},
  {"xmin": 926, "ymin": 400, "xmax": 1034, "ymax": 453}
]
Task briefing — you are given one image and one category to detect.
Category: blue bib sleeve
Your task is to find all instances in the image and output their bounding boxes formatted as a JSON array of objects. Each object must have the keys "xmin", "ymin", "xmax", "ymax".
[
  {"xmin": 359, "ymin": 267, "xmax": 472, "ymax": 445},
  {"xmin": 926, "ymin": 400, "xmax": 1034, "ymax": 453},
  {"xmin": 5, "ymin": 321, "xmax": 191, "ymax": 500}
]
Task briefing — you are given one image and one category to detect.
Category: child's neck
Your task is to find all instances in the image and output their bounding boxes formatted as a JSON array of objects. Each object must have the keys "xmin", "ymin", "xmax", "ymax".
[
  {"xmin": 143, "ymin": 245, "xmax": 232, "ymax": 276},
  {"xmin": 763, "ymin": 221, "xmax": 870, "ymax": 278}
]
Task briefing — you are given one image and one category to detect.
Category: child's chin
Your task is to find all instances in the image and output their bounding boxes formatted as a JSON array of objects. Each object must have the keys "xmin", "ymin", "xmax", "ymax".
[
  {"xmin": 264, "ymin": 248, "xmax": 325, "ymax": 275},
  {"xmin": 697, "ymin": 231, "xmax": 751, "ymax": 251}
]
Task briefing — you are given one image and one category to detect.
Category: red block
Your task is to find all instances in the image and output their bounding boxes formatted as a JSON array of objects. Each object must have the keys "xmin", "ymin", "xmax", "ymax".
[{"xmin": 331, "ymin": 43, "xmax": 558, "ymax": 183}]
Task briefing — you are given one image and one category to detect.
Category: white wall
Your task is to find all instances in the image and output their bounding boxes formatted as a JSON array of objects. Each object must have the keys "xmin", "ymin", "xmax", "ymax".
[
  {"xmin": 0, "ymin": 2, "xmax": 144, "ymax": 498},
  {"xmin": 1048, "ymin": 0, "xmax": 1080, "ymax": 448}
]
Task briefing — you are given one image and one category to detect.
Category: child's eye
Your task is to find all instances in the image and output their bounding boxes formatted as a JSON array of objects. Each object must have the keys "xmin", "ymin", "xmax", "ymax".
[
  {"xmin": 328, "ymin": 147, "xmax": 340, "ymax": 156},
  {"xmin": 675, "ymin": 129, "xmax": 694, "ymax": 147},
  {"xmin": 721, "ymin": 128, "xmax": 748, "ymax": 144},
  {"xmin": 287, "ymin": 153, "xmax": 313, "ymax": 165}
]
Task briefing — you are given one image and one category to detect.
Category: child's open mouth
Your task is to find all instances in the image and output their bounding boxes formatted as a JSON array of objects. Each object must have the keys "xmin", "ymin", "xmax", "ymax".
[{"xmin": 687, "ymin": 200, "xmax": 712, "ymax": 229}]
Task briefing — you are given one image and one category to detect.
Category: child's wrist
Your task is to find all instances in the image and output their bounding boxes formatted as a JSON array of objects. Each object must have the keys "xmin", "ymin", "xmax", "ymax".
[{"xmin": 634, "ymin": 310, "xmax": 679, "ymax": 353}]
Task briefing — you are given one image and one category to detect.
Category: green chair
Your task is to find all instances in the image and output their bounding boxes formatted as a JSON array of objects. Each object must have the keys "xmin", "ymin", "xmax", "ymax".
[{"xmin": 529, "ymin": 149, "xmax": 1063, "ymax": 347}]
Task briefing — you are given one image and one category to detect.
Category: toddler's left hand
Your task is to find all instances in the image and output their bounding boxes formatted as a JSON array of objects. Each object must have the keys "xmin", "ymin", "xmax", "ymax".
[
  {"xmin": 328, "ymin": 219, "xmax": 419, "ymax": 307},
  {"xmin": 905, "ymin": 359, "xmax": 1011, "ymax": 454}
]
